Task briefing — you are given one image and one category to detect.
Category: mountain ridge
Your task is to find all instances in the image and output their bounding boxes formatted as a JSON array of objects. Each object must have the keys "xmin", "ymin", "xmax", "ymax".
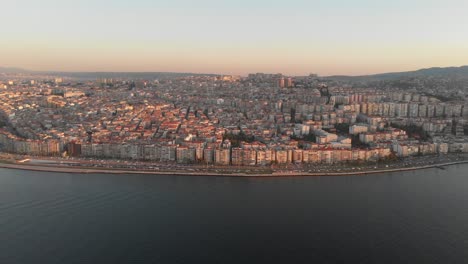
[
  {"xmin": 2, "ymin": 65, "xmax": 468, "ymax": 80},
  {"xmin": 325, "ymin": 66, "xmax": 468, "ymax": 81}
]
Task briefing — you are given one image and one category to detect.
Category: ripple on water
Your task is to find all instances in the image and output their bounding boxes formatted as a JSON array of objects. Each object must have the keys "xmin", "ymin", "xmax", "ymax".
[{"xmin": 1, "ymin": 165, "xmax": 468, "ymax": 264}]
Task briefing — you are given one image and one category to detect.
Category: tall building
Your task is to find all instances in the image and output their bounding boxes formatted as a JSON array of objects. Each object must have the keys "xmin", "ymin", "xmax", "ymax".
[
  {"xmin": 278, "ymin": 77, "xmax": 285, "ymax": 88},
  {"xmin": 215, "ymin": 149, "xmax": 231, "ymax": 165}
]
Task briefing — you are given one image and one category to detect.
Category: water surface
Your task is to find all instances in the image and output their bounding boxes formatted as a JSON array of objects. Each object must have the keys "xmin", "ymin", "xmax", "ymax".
[{"xmin": 1, "ymin": 165, "xmax": 468, "ymax": 263}]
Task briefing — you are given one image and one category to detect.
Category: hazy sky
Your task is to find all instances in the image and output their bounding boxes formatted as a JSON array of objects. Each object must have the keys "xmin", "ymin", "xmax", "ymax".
[{"xmin": 1, "ymin": 0, "xmax": 468, "ymax": 75}]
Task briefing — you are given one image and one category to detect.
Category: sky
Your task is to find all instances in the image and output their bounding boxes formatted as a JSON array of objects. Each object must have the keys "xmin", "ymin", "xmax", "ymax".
[{"xmin": 1, "ymin": 0, "xmax": 468, "ymax": 76}]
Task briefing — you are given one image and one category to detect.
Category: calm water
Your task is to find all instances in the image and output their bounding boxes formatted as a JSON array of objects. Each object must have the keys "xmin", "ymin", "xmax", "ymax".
[{"xmin": 1, "ymin": 165, "xmax": 468, "ymax": 264}]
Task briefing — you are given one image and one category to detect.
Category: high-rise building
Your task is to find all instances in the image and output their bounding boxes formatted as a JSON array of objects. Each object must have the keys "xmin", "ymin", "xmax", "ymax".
[{"xmin": 278, "ymin": 77, "xmax": 285, "ymax": 88}]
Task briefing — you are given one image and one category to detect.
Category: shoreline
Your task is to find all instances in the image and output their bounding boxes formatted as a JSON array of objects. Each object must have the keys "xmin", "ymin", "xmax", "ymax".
[{"xmin": 1, "ymin": 159, "xmax": 468, "ymax": 177}]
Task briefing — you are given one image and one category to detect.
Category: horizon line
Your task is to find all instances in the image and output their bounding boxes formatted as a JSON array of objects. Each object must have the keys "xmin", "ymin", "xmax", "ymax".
[{"xmin": 2, "ymin": 64, "xmax": 468, "ymax": 78}]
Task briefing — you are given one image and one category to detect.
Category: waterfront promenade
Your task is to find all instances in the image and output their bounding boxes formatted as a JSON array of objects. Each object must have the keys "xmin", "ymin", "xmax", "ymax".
[{"xmin": 1, "ymin": 157, "xmax": 468, "ymax": 177}]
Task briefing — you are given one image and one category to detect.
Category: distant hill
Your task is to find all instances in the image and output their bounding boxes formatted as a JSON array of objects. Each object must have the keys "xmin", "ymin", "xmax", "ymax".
[
  {"xmin": 0, "ymin": 66, "xmax": 219, "ymax": 79},
  {"xmin": 0, "ymin": 66, "xmax": 30, "ymax": 73},
  {"xmin": 325, "ymin": 66, "xmax": 468, "ymax": 81},
  {"xmin": 2, "ymin": 65, "xmax": 468, "ymax": 80},
  {"xmin": 38, "ymin": 71, "xmax": 219, "ymax": 80}
]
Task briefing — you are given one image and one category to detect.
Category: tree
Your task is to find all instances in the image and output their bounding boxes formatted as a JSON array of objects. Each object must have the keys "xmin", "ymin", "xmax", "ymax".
[
  {"xmin": 351, "ymin": 135, "xmax": 370, "ymax": 148},
  {"xmin": 335, "ymin": 123, "xmax": 350, "ymax": 134},
  {"xmin": 223, "ymin": 132, "xmax": 255, "ymax": 147},
  {"xmin": 290, "ymin": 108, "xmax": 296, "ymax": 123},
  {"xmin": 290, "ymin": 132, "xmax": 316, "ymax": 143},
  {"xmin": 391, "ymin": 123, "xmax": 430, "ymax": 141},
  {"xmin": 334, "ymin": 102, "xmax": 343, "ymax": 109}
]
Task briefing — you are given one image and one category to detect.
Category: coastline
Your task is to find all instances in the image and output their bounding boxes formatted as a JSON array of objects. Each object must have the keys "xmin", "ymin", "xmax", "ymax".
[{"xmin": 1, "ymin": 159, "xmax": 468, "ymax": 177}]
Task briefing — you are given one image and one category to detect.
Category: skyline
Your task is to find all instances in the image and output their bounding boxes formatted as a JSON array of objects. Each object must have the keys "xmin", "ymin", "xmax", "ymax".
[
  {"xmin": 2, "ymin": 0, "xmax": 468, "ymax": 75},
  {"xmin": 2, "ymin": 64, "xmax": 468, "ymax": 78}
]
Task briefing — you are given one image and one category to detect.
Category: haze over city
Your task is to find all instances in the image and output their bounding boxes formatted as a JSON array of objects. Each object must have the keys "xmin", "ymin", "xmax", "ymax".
[
  {"xmin": 3, "ymin": 1, "xmax": 468, "ymax": 263},
  {"xmin": 2, "ymin": 0, "xmax": 468, "ymax": 75}
]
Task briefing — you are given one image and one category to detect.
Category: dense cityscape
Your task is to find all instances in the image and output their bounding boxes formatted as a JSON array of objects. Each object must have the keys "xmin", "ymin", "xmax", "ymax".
[
  {"xmin": 1, "ymin": 69, "xmax": 468, "ymax": 174},
  {"xmin": 4, "ymin": 1, "xmax": 468, "ymax": 263}
]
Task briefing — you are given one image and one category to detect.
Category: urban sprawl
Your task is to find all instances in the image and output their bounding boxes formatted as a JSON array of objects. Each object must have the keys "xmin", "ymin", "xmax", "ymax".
[{"xmin": 1, "ymin": 72, "xmax": 468, "ymax": 170}]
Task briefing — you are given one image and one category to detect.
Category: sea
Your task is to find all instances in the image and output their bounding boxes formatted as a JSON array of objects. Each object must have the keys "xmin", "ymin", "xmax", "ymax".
[{"xmin": 1, "ymin": 164, "xmax": 468, "ymax": 264}]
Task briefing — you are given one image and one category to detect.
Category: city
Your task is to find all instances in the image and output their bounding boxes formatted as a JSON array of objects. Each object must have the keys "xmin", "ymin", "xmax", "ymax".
[
  {"xmin": 1, "ymin": 69, "xmax": 467, "ymax": 175},
  {"xmin": 3, "ymin": 0, "xmax": 468, "ymax": 263}
]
